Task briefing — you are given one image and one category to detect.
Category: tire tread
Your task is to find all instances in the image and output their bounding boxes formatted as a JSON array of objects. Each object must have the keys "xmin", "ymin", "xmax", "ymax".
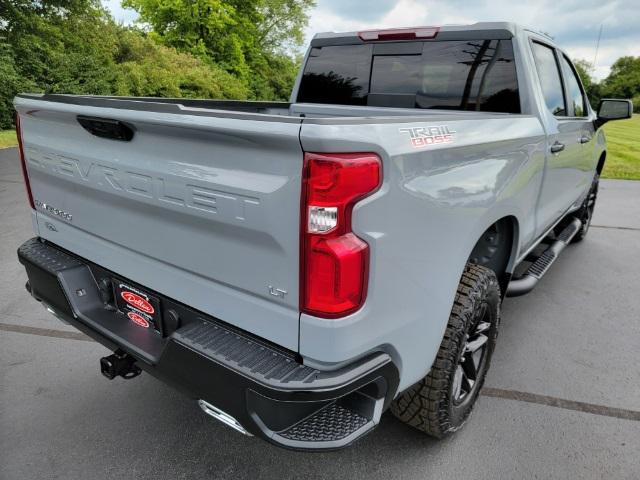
[{"xmin": 390, "ymin": 264, "xmax": 500, "ymax": 438}]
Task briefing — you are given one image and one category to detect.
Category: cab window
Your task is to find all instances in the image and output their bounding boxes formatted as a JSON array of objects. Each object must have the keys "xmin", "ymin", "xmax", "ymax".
[
  {"xmin": 560, "ymin": 55, "xmax": 588, "ymax": 116},
  {"xmin": 531, "ymin": 42, "xmax": 566, "ymax": 116},
  {"xmin": 298, "ymin": 39, "xmax": 520, "ymax": 113}
]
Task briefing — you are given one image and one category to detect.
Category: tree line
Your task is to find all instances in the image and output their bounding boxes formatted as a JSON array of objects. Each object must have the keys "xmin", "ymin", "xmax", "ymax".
[
  {"xmin": 0, "ymin": 0, "xmax": 314, "ymax": 128},
  {"xmin": 1, "ymin": 2, "xmax": 638, "ymax": 130},
  {"xmin": 574, "ymin": 57, "xmax": 640, "ymax": 113}
]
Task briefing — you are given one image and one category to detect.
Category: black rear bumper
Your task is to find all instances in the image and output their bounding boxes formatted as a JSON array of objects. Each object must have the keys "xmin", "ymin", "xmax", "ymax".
[{"xmin": 18, "ymin": 238, "xmax": 399, "ymax": 451}]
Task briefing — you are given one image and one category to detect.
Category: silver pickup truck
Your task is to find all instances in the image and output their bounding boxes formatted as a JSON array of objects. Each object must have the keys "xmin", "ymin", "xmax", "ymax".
[{"xmin": 14, "ymin": 22, "xmax": 632, "ymax": 450}]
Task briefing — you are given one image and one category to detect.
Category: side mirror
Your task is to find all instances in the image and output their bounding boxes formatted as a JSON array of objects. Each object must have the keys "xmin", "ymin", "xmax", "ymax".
[{"xmin": 596, "ymin": 99, "xmax": 633, "ymax": 128}]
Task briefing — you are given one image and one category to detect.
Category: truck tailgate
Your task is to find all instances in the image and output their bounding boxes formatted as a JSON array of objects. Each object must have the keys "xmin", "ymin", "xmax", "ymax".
[{"xmin": 15, "ymin": 96, "xmax": 303, "ymax": 350}]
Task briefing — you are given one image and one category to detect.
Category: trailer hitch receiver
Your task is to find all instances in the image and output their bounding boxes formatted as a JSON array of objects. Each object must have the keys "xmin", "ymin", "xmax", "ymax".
[{"xmin": 100, "ymin": 350, "xmax": 142, "ymax": 380}]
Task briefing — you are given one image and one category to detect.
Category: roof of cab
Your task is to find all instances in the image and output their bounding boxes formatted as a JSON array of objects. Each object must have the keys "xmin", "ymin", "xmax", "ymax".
[
  {"xmin": 313, "ymin": 22, "xmax": 518, "ymax": 40},
  {"xmin": 311, "ymin": 21, "xmax": 523, "ymax": 47}
]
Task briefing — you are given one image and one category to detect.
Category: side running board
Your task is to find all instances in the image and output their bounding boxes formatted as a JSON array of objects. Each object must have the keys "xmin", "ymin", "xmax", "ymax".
[{"xmin": 506, "ymin": 218, "xmax": 582, "ymax": 297}]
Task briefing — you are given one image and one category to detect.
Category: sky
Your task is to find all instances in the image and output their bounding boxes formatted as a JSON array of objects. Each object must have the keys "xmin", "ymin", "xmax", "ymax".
[{"xmin": 103, "ymin": 0, "xmax": 640, "ymax": 80}]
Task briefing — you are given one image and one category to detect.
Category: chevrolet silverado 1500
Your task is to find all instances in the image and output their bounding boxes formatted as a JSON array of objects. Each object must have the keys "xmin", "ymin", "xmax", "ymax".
[{"xmin": 14, "ymin": 22, "xmax": 632, "ymax": 450}]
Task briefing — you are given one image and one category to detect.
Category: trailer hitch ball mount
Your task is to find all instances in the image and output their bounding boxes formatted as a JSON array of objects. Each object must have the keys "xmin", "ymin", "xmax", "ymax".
[{"xmin": 100, "ymin": 349, "xmax": 142, "ymax": 380}]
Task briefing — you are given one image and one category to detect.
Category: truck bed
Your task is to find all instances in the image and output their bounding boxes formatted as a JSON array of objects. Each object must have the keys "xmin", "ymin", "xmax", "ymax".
[{"xmin": 20, "ymin": 93, "xmax": 520, "ymax": 120}]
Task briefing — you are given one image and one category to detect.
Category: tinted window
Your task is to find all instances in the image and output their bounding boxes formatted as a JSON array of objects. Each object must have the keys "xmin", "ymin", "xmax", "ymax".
[
  {"xmin": 297, "ymin": 45, "xmax": 372, "ymax": 105},
  {"xmin": 560, "ymin": 55, "xmax": 587, "ymax": 116},
  {"xmin": 298, "ymin": 40, "xmax": 520, "ymax": 113},
  {"xmin": 371, "ymin": 55, "xmax": 422, "ymax": 94},
  {"xmin": 419, "ymin": 40, "xmax": 518, "ymax": 112},
  {"xmin": 531, "ymin": 42, "xmax": 566, "ymax": 116}
]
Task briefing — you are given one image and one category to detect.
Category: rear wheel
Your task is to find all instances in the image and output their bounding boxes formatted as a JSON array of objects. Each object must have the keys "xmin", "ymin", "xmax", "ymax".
[{"xmin": 390, "ymin": 264, "xmax": 500, "ymax": 438}]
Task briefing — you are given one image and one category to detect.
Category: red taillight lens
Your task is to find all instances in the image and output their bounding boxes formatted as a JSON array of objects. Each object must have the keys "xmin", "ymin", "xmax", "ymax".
[
  {"xmin": 301, "ymin": 152, "xmax": 381, "ymax": 318},
  {"xmin": 15, "ymin": 114, "xmax": 35, "ymax": 209}
]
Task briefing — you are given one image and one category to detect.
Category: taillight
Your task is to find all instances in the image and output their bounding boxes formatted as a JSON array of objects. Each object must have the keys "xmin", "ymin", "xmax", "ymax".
[
  {"xmin": 301, "ymin": 152, "xmax": 381, "ymax": 318},
  {"xmin": 358, "ymin": 26, "xmax": 439, "ymax": 42},
  {"xmin": 15, "ymin": 114, "xmax": 35, "ymax": 209}
]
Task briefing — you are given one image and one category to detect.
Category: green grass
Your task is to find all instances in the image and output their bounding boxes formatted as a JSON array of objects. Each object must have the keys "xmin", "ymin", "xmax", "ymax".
[
  {"xmin": 0, "ymin": 129, "xmax": 18, "ymax": 149},
  {"xmin": 602, "ymin": 115, "xmax": 640, "ymax": 180}
]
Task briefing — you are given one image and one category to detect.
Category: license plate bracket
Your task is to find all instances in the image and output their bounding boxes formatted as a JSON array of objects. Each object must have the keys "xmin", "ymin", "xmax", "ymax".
[{"xmin": 114, "ymin": 280, "xmax": 162, "ymax": 334}]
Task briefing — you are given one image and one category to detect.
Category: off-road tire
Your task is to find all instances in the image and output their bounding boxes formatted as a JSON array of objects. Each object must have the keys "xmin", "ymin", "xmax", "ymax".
[{"xmin": 390, "ymin": 264, "xmax": 501, "ymax": 438}]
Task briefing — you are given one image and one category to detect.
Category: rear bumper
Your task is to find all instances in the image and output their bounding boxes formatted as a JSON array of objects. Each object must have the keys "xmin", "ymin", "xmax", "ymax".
[{"xmin": 18, "ymin": 237, "xmax": 399, "ymax": 451}]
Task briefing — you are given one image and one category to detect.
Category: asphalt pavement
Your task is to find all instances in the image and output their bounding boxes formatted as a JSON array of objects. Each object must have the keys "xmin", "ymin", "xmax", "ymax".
[{"xmin": 1, "ymin": 147, "xmax": 639, "ymax": 479}]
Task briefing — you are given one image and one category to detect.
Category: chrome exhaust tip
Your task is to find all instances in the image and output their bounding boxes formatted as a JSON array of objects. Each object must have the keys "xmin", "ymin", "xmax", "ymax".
[{"xmin": 198, "ymin": 400, "xmax": 252, "ymax": 436}]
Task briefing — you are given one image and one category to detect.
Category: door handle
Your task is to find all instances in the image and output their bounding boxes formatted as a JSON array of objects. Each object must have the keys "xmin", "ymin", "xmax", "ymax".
[
  {"xmin": 580, "ymin": 135, "xmax": 591, "ymax": 144},
  {"xmin": 550, "ymin": 141, "xmax": 565, "ymax": 153}
]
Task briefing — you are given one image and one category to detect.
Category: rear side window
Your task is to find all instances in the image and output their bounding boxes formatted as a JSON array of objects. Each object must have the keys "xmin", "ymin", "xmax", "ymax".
[
  {"xmin": 560, "ymin": 55, "xmax": 587, "ymax": 116},
  {"xmin": 531, "ymin": 42, "xmax": 566, "ymax": 116},
  {"xmin": 297, "ymin": 40, "xmax": 520, "ymax": 113}
]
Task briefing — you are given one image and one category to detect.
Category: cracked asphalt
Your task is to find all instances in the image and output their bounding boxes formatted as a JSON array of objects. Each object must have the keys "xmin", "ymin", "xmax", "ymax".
[{"xmin": 1, "ymin": 147, "xmax": 639, "ymax": 479}]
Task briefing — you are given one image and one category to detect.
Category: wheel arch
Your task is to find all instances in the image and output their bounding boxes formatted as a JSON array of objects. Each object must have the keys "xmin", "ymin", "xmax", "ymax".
[
  {"xmin": 467, "ymin": 215, "xmax": 519, "ymax": 295},
  {"xmin": 596, "ymin": 151, "xmax": 606, "ymax": 175}
]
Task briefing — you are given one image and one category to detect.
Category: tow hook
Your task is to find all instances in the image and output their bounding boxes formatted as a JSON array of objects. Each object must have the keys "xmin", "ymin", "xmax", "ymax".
[{"xmin": 100, "ymin": 349, "xmax": 142, "ymax": 380}]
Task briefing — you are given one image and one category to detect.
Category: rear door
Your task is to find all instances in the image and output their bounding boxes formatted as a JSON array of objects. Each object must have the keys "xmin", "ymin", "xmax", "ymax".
[
  {"xmin": 530, "ymin": 41, "xmax": 586, "ymax": 234},
  {"xmin": 15, "ymin": 96, "xmax": 303, "ymax": 350},
  {"xmin": 558, "ymin": 52, "xmax": 597, "ymax": 185}
]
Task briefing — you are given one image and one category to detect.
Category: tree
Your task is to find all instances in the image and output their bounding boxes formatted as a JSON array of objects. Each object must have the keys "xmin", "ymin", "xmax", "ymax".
[
  {"xmin": 0, "ymin": 1, "xmax": 119, "ymax": 127},
  {"xmin": 119, "ymin": 1, "xmax": 237, "ymax": 63},
  {"xmin": 113, "ymin": 28, "xmax": 248, "ymax": 99},
  {"xmin": 570, "ymin": 57, "xmax": 640, "ymax": 112},
  {"xmin": 0, "ymin": 0, "xmax": 260, "ymax": 128},
  {"xmin": 573, "ymin": 60, "xmax": 593, "ymax": 90},
  {"xmin": 0, "ymin": 42, "xmax": 35, "ymax": 128},
  {"xmin": 601, "ymin": 57, "xmax": 640, "ymax": 97},
  {"xmin": 600, "ymin": 56, "xmax": 640, "ymax": 113},
  {"xmin": 122, "ymin": 0, "xmax": 314, "ymax": 97},
  {"xmin": 572, "ymin": 59, "xmax": 601, "ymax": 108},
  {"xmin": 256, "ymin": 0, "xmax": 315, "ymax": 52}
]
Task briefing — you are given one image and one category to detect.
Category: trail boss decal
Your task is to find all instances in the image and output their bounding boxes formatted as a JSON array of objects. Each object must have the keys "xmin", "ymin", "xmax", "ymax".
[{"xmin": 399, "ymin": 125, "xmax": 456, "ymax": 148}]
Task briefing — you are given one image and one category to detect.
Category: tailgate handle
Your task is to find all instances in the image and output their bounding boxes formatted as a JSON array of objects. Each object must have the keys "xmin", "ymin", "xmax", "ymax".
[{"xmin": 77, "ymin": 116, "xmax": 135, "ymax": 141}]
